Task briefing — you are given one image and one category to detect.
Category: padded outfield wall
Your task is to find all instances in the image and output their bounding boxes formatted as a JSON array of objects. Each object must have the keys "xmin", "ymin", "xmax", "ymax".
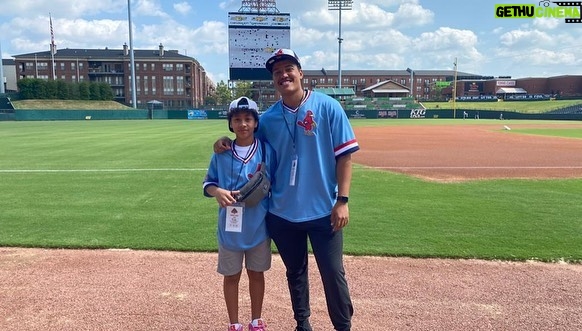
[{"xmin": 3, "ymin": 108, "xmax": 581, "ymax": 121}]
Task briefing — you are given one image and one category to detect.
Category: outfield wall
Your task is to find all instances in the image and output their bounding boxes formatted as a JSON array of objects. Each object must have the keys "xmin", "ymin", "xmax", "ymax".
[{"xmin": 2, "ymin": 108, "xmax": 581, "ymax": 121}]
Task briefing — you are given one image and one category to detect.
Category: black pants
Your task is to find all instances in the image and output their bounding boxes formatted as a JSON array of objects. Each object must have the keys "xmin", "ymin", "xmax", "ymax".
[{"xmin": 266, "ymin": 213, "xmax": 353, "ymax": 331}]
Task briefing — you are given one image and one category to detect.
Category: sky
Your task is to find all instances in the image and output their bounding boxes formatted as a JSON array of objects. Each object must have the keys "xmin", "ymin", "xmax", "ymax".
[{"xmin": 1, "ymin": 0, "xmax": 581, "ymax": 84}]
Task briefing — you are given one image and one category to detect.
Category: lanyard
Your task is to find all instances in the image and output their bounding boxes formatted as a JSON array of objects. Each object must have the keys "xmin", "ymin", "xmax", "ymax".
[{"xmin": 281, "ymin": 90, "xmax": 307, "ymax": 155}]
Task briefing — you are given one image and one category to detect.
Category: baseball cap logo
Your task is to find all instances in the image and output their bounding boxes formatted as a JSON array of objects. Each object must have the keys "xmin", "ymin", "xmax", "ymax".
[{"xmin": 265, "ymin": 48, "xmax": 301, "ymax": 73}]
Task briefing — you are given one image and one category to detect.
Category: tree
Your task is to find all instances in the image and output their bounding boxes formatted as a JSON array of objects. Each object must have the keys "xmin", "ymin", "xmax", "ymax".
[
  {"xmin": 233, "ymin": 81, "xmax": 253, "ymax": 99},
  {"xmin": 56, "ymin": 80, "xmax": 69, "ymax": 99},
  {"xmin": 45, "ymin": 80, "xmax": 58, "ymax": 99},
  {"xmin": 98, "ymin": 82, "xmax": 114, "ymax": 100},
  {"xmin": 17, "ymin": 78, "xmax": 37, "ymax": 99},
  {"xmin": 215, "ymin": 80, "xmax": 232, "ymax": 106},
  {"xmin": 89, "ymin": 82, "xmax": 101, "ymax": 100},
  {"xmin": 78, "ymin": 82, "xmax": 90, "ymax": 100},
  {"xmin": 204, "ymin": 94, "xmax": 217, "ymax": 106}
]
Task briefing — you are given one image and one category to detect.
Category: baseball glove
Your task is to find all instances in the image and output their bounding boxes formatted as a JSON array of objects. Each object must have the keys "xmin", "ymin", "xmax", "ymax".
[{"xmin": 236, "ymin": 162, "xmax": 271, "ymax": 207}]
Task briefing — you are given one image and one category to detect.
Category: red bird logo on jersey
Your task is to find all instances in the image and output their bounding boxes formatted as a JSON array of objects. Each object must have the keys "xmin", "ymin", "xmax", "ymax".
[{"xmin": 297, "ymin": 110, "xmax": 317, "ymax": 135}]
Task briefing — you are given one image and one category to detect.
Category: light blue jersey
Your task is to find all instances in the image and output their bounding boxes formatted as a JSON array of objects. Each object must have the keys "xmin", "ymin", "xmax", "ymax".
[
  {"xmin": 203, "ymin": 138, "xmax": 275, "ymax": 251},
  {"xmin": 257, "ymin": 90, "xmax": 359, "ymax": 222}
]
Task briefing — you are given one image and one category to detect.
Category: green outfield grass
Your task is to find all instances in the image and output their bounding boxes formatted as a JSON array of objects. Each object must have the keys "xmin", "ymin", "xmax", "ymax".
[{"xmin": 1, "ymin": 120, "xmax": 581, "ymax": 262}]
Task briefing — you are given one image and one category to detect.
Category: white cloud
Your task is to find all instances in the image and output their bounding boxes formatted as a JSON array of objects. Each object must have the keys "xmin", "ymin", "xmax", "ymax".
[
  {"xmin": 532, "ymin": 18, "xmax": 560, "ymax": 30},
  {"xmin": 498, "ymin": 29, "xmax": 554, "ymax": 47},
  {"xmin": 134, "ymin": 0, "xmax": 169, "ymax": 19},
  {"xmin": 173, "ymin": 2, "xmax": 192, "ymax": 15},
  {"xmin": 392, "ymin": 2, "xmax": 434, "ymax": 27}
]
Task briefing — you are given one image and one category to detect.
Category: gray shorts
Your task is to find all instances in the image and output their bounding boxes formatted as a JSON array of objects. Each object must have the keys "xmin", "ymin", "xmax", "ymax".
[{"xmin": 217, "ymin": 239, "xmax": 272, "ymax": 276}]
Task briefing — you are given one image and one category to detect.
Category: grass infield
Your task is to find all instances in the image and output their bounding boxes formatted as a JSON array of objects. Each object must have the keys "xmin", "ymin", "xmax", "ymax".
[{"xmin": 0, "ymin": 119, "xmax": 580, "ymax": 262}]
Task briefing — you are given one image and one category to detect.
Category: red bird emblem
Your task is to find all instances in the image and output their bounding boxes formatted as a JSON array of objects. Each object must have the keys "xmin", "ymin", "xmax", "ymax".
[{"xmin": 297, "ymin": 110, "xmax": 317, "ymax": 135}]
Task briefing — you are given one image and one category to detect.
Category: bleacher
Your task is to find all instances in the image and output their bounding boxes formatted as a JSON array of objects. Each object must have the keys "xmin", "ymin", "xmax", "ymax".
[{"xmin": 546, "ymin": 104, "xmax": 582, "ymax": 114}]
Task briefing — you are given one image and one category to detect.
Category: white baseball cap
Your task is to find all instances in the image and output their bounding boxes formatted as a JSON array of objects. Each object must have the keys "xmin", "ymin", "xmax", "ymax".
[
  {"xmin": 229, "ymin": 96, "xmax": 258, "ymax": 112},
  {"xmin": 265, "ymin": 48, "xmax": 301, "ymax": 73},
  {"xmin": 227, "ymin": 96, "xmax": 259, "ymax": 133}
]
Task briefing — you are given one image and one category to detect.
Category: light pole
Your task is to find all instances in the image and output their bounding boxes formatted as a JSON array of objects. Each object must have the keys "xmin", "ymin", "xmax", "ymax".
[
  {"xmin": 328, "ymin": 0, "xmax": 353, "ymax": 89},
  {"xmin": 406, "ymin": 67, "xmax": 413, "ymax": 99},
  {"xmin": 453, "ymin": 57, "xmax": 457, "ymax": 119}
]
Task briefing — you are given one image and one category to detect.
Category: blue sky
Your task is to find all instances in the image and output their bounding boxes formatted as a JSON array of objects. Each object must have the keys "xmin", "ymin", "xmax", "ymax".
[{"xmin": 1, "ymin": 0, "xmax": 581, "ymax": 84}]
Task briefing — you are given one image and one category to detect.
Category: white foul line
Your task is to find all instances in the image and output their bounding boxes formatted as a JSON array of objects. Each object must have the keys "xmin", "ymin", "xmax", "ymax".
[
  {"xmin": 366, "ymin": 166, "xmax": 582, "ymax": 170},
  {"xmin": 0, "ymin": 168, "xmax": 208, "ymax": 173}
]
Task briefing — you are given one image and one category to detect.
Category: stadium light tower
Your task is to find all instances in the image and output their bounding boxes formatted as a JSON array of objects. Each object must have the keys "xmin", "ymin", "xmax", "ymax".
[{"xmin": 328, "ymin": 0, "xmax": 353, "ymax": 89}]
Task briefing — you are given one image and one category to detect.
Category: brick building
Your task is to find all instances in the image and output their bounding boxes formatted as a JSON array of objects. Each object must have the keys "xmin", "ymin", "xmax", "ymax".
[{"xmin": 12, "ymin": 44, "xmax": 214, "ymax": 109}]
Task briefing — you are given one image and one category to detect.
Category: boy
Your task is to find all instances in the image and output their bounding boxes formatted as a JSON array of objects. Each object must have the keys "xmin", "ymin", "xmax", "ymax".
[{"xmin": 203, "ymin": 96, "xmax": 275, "ymax": 331}]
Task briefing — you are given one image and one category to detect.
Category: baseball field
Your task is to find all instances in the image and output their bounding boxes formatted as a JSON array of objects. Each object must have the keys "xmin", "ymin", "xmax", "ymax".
[{"xmin": 1, "ymin": 119, "xmax": 581, "ymax": 330}]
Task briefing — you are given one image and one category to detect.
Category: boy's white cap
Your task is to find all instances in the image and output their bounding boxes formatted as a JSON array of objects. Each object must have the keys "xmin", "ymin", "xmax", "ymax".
[
  {"xmin": 229, "ymin": 96, "xmax": 258, "ymax": 111},
  {"xmin": 265, "ymin": 48, "xmax": 301, "ymax": 73}
]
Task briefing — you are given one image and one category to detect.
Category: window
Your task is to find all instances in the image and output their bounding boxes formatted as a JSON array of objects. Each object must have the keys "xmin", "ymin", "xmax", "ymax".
[
  {"xmin": 71, "ymin": 62, "xmax": 76, "ymax": 70},
  {"xmin": 151, "ymin": 63, "xmax": 155, "ymax": 71},
  {"xmin": 143, "ymin": 63, "xmax": 147, "ymax": 71},
  {"xmin": 60, "ymin": 63, "xmax": 65, "ymax": 71},
  {"xmin": 152, "ymin": 76, "xmax": 156, "ymax": 94},
  {"xmin": 163, "ymin": 76, "xmax": 174, "ymax": 95},
  {"xmin": 163, "ymin": 63, "xmax": 173, "ymax": 71},
  {"xmin": 144, "ymin": 76, "xmax": 149, "ymax": 95},
  {"xmin": 176, "ymin": 76, "xmax": 184, "ymax": 95},
  {"xmin": 176, "ymin": 63, "xmax": 184, "ymax": 71}
]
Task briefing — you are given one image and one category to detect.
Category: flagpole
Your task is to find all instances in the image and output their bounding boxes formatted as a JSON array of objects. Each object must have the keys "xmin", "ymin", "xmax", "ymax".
[
  {"xmin": 127, "ymin": 0, "xmax": 137, "ymax": 108},
  {"xmin": 49, "ymin": 13, "xmax": 56, "ymax": 80}
]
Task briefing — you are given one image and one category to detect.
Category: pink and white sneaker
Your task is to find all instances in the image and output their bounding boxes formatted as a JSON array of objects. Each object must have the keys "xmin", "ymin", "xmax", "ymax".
[
  {"xmin": 248, "ymin": 318, "xmax": 267, "ymax": 331},
  {"xmin": 228, "ymin": 324, "xmax": 243, "ymax": 331}
]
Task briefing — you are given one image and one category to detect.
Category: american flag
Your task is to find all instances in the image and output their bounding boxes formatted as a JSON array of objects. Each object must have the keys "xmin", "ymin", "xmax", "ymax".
[{"xmin": 49, "ymin": 13, "xmax": 56, "ymax": 54}]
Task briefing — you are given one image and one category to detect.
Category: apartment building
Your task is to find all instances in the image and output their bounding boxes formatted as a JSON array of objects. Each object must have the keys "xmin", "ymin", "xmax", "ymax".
[{"xmin": 12, "ymin": 43, "xmax": 213, "ymax": 109}]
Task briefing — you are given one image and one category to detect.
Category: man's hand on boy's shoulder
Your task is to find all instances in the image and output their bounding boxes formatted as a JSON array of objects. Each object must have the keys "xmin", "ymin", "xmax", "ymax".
[{"xmin": 214, "ymin": 136, "xmax": 232, "ymax": 154}]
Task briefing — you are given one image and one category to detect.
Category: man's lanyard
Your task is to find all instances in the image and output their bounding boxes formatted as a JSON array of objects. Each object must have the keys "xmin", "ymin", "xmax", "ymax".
[
  {"xmin": 281, "ymin": 90, "xmax": 308, "ymax": 155},
  {"xmin": 281, "ymin": 90, "xmax": 307, "ymax": 186}
]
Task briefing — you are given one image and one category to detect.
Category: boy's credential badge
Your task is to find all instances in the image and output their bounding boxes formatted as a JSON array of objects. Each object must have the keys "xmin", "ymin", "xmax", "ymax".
[{"xmin": 225, "ymin": 202, "xmax": 244, "ymax": 232}]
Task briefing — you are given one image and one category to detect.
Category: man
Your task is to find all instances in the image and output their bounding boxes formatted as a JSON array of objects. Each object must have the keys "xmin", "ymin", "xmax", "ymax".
[{"xmin": 217, "ymin": 48, "xmax": 358, "ymax": 330}]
